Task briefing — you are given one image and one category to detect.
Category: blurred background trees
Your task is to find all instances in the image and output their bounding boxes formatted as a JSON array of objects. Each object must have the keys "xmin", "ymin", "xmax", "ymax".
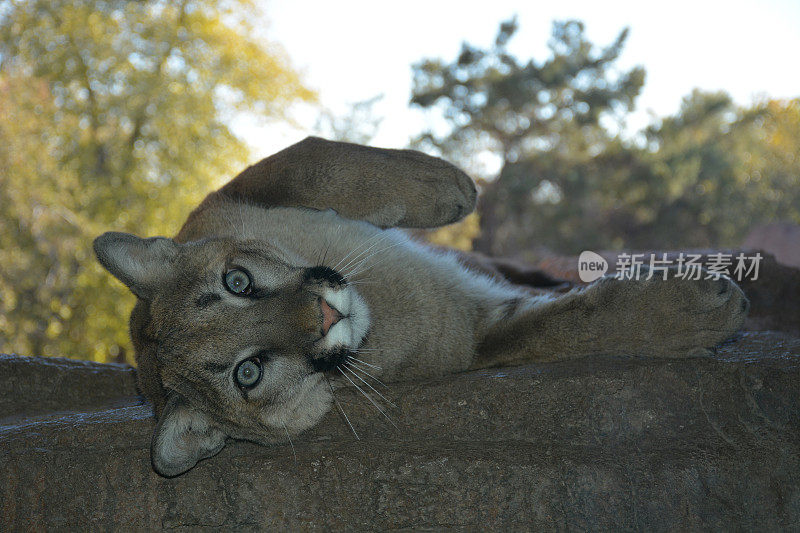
[
  {"xmin": 412, "ymin": 18, "xmax": 800, "ymax": 257},
  {"xmin": 411, "ymin": 18, "xmax": 644, "ymax": 168},
  {"xmin": 410, "ymin": 18, "xmax": 645, "ymax": 254},
  {"xmin": 0, "ymin": 5, "xmax": 797, "ymax": 362},
  {"xmin": 314, "ymin": 94, "xmax": 385, "ymax": 145},
  {"xmin": 0, "ymin": 0, "xmax": 312, "ymax": 361}
]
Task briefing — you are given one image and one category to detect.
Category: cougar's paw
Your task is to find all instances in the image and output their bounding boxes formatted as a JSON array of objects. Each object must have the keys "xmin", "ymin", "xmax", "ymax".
[
  {"xmin": 587, "ymin": 268, "xmax": 749, "ymax": 357},
  {"xmin": 433, "ymin": 170, "xmax": 478, "ymax": 225},
  {"xmin": 395, "ymin": 150, "xmax": 477, "ymax": 228}
]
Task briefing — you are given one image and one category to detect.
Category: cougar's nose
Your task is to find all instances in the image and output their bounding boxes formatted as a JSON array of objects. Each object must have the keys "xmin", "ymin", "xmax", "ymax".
[{"xmin": 320, "ymin": 297, "xmax": 343, "ymax": 336}]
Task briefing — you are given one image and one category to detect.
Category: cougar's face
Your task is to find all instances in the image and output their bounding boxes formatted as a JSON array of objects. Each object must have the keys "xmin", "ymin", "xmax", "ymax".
[
  {"xmin": 94, "ymin": 232, "xmax": 370, "ymax": 476},
  {"xmin": 149, "ymin": 238, "xmax": 369, "ymax": 434}
]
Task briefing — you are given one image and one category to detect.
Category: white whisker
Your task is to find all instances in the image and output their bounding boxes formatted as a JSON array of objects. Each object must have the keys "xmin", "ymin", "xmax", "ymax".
[
  {"xmin": 344, "ymin": 363, "xmax": 396, "ymax": 409},
  {"xmin": 339, "ymin": 232, "xmax": 392, "ymax": 275},
  {"xmin": 341, "ymin": 236, "xmax": 403, "ymax": 276},
  {"xmin": 348, "ymin": 354, "xmax": 382, "ymax": 369},
  {"xmin": 326, "ymin": 375, "xmax": 359, "ymax": 440},
  {"xmin": 282, "ymin": 422, "xmax": 298, "ymax": 465},
  {"xmin": 330, "ymin": 235, "xmax": 368, "ymax": 272},
  {"xmin": 340, "ymin": 233, "xmax": 405, "ymax": 277},
  {"xmin": 344, "ymin": 239, "xmax": 410, "ymax": 279},
  {"xmin": 346, "ymin": 360, "xmax": 390, "ymax": 392},
  {"xmin": 333, "ymin": 231, "xmax": 385, "ymax": 272},
  {"xmin": 339, "ymin": 367, "xmax": 397, "ymax": 429}
]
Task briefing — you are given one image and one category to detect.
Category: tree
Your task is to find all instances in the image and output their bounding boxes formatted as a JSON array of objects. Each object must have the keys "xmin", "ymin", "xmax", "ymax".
[
  {"xmin": 410, "ymin": 18, "xmax": 645, "ymax": 253},
  {"xmin": 410, "ymin": 19, "xmax": 799, "ymax": 256},
  {"xmin": 0, "ymin": 0, "xmax": 313, "ymax": 361},
  {"xmin": 314, "ymin": 94, "xmax": 384, "ymax": 145},
  {"xmin": 475, "ymin": 91, "xmax": 800, "ymax": 255},
  {"xmin": 636, "ymin": 91, "xmax": 800, "ymax": 248}
]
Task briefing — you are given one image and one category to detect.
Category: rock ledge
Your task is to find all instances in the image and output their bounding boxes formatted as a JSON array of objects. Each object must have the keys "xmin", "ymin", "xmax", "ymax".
[{"xmin": 2, "ymin": 332, "xmax": 799, "ymax": 530}]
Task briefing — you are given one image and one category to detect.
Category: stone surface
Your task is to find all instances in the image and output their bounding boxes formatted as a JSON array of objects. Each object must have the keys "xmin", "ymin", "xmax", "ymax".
[
  {"xmin": 2, "ymin": 331, "xmax": 799, "ymax": 530},
  {"xmin": 0, "ymin": 353, "xmax": 137, "ymax": 419},
  {"xmin": 744, "ymin": 223, "xmax": 800, "ymax": 269}
]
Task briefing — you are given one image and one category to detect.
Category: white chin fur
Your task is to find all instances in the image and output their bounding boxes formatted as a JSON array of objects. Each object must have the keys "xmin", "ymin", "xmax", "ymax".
[
  {"xmin": 319, "ymin": 286, "xmax": 370, "ymax": 350},
  {"xmin": 260, "ymin": 373, "xmax": 330, "ymax": 434}
]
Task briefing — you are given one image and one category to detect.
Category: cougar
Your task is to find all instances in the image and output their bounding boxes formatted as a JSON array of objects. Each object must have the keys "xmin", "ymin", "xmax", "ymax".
[{"xmin": 93, "ymin": 137, "xmax": 749, "ymax": 477}]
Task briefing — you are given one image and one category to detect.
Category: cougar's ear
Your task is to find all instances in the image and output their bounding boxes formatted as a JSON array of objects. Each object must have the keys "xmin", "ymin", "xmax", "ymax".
[
  {"xmin": 151, "ymin": 393, "xmax": 227, "ymax": 477},
  {"xmin": 93, "ymin": 232, "xmax": 177, "ymax": 299}
]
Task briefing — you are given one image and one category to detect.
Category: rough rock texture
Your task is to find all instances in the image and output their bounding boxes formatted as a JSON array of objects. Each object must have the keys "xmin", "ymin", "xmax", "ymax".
[
  {"xmin": 0, "ymin": 354, "xmax": 137, "ymax": 419},
  {"xmin": 2, "ymin": 331, "xmax": 799, "ymax": 530}
]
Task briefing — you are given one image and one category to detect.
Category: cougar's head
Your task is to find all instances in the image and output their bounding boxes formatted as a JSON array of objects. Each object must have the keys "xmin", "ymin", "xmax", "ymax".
[{"xmin": 94, "ymin": 232, "xmax": 370, "ymax": 476}]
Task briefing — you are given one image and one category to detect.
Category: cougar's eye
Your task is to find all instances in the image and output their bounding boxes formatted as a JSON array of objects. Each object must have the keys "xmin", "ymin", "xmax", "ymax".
[
  {"xmin": 235, "ymin": 357, "xmax": 261, "ymax": 388},
  {"xmin": 224, "ymin": 269, "xmax": 251, "ymax": 295}
]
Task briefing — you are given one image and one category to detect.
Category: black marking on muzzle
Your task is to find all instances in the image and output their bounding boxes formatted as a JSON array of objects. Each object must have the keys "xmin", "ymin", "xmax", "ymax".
[
  {"xmin": 308, "ymin": 348, "xmax": 350, "ymax": 373},
  {"xmin": 305, "ymin": 266, "xmax": 346, "ymax": 286}
]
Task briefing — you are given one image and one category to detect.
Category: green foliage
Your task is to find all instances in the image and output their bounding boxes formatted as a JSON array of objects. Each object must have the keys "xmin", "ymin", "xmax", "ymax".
[
  {"xmin": 411, "ymin": 17, "xmax": 644, "ymax": 166},
  {"xmin": 411, "ymin": 18, "xmax": 645, "ymax": 253},
  {"xmin": 636, "ymin": 92, "xmax": 800, "ymax": 249},
  {"xmin": 411, "ymin": 18, "xmax": 799, "ymax": 256},
  {"xmin": 0, "ymin": 0, "xmax": 312, "ymax": 361},
  {"xmin": 495, "ymin": 92, "xmax": 800, "ymax": 256}
]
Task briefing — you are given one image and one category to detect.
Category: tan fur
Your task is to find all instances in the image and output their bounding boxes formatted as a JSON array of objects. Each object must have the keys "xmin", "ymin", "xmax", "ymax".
[{"xmin": 94, "ymin": 137, "xmax": 748, "ymax": 476}]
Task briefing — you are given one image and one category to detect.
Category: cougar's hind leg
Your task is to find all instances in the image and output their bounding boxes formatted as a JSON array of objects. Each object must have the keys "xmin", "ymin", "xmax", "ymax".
[{"xmin": 472, "ymin": 268, "xmax": 749, "ymax": 368}]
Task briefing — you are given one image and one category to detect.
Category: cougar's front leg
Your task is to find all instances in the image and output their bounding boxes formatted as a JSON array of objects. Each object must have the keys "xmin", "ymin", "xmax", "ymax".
[
  {"xmin": 474, "ymin": 269, "xmax": 749, "ymax": 367},
  {"xmin": 211, "ymin": 136, "xmax": 476, "ymax": 229}
]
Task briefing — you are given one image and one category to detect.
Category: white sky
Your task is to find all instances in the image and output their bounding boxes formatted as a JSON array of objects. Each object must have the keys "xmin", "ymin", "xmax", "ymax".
[{"xmin": 236, "ymin": 0, "xmax": 800, "ymax": 161}]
